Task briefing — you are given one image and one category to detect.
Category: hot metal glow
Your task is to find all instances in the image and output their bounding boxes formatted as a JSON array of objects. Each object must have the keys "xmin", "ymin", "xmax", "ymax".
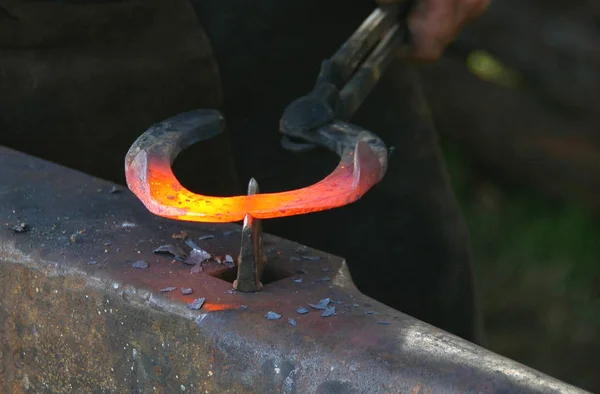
[
  {"xmin": 201, "ymin": 302, "xmax": 238, "ymax": 312},
  {"xmin": 126, "ymin": 141, "xmax": 383, "ymax": 223}
]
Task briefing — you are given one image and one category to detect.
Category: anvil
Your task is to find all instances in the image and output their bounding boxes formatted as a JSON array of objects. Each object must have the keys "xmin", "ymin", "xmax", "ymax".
[{"xmin": 0, "ymin": 147, "xmax": 588, "ymax": 392}]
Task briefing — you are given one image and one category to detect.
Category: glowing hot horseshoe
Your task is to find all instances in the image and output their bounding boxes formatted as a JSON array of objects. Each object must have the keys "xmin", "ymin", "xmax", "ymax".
[{"xmin": 125, "ymin": 109, "xmax": 387, "ymax": 223}]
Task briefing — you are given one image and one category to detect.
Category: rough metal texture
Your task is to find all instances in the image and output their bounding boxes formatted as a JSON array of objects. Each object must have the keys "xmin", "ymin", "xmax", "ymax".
[{"xmin": 0, "ymin": 147, "xmax": 589, "ymax": 393}]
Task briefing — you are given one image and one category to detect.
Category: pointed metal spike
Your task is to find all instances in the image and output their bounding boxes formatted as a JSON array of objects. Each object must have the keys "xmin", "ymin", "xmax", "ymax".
[
  {"xmin": 247, "ymin": 177, "xmax": 259, "ymax": 195},
  {"xmin": 233, "ymin": 178, "xmax": 267, "ymax": 292}
]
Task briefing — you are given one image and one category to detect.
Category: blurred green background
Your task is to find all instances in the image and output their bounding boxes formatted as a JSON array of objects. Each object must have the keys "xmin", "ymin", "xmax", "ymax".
[{"xmin": 441, "ymin": 137, "xmax": 600, "ymax": 391}]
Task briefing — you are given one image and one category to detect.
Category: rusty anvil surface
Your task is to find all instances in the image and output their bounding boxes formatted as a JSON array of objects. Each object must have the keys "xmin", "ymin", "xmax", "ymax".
[{"xmin": 0, "ymin": 146, "xmax": 588, "ymax": 394}]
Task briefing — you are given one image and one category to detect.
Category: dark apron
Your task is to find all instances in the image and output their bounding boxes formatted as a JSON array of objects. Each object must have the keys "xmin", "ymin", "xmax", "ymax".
[{"xmin": 0, "ymin": 0, "xmax": 482, "ymax": 343}]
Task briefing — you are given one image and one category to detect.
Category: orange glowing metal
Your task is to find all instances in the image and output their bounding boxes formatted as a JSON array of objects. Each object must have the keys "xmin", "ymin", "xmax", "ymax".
[
  {"xmin": 125, "ymin": 109, "xmax": 387, "ymax": 223},
  {"xmin": 201, "ymin": 302, "xmax": 239, "ymax": 312}
]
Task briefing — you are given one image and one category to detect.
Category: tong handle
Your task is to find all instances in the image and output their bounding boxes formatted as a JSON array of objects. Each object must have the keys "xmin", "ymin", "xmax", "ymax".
[{"xmin": 322, "ymin": 2, "xmax": 411, "ymax": 90}]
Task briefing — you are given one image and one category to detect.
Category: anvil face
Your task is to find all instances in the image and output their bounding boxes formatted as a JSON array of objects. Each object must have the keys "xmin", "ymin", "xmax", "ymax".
[{"xmin": 0, "ymin": 146, "xmax": 588, "ymax": 393}]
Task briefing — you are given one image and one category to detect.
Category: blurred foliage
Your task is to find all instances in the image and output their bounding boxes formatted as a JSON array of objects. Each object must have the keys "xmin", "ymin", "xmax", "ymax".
[
  {"xmin": 441, "ymin": 138, "xmax": 600, "ymax": 391},
  {"xmin": 466, "ymin": 50, "xmax": 521, "ymax": 89}
]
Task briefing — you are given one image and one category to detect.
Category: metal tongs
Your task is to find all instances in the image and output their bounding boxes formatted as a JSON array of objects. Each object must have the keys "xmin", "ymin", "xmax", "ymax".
[{"xmin": 280, "ymin": 3, "xmax": 411, "ymax": 156}]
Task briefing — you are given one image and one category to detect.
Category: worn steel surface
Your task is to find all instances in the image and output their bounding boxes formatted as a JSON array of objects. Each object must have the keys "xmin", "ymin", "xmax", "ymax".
[{"xmin": 0, "ymin": 146, "xmax": 589, "ymax": 393}]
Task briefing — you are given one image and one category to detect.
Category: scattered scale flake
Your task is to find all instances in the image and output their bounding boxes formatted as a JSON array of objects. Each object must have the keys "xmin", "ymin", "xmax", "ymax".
[
  {"xmin": 188, "ymin": 297, "xmax": 205, "ymax": 310},
  {"xmin": 188, "ymin": 248, "xmax": 211, "ymax": 265},
  {"xmin": 153, "ymin": 244, "xmax": 187, "ymax": 260},
  {"xmin": 321, "ymin": 307, "xmax": 336, "ymax": 317},
  {"xmin": 223, "ymin": 255, "xmax": 235, "ymax": 268},
  {"xmin": 302, "ymin": 255, "xmax": 321, "ymax": 261},
  {"xmin": 265, "ymin": 311, "xmax": 281, "ymax": 320},
  {"xmin": 132, "ymin": 260, "xmax": 148, "ymax": 269},
  {"xmin": 308, "ymin": 298, "xmax": 330, "ymax": 310},
  {"xmin": 184, "ymin": 238, "xmax": 211, "ymax": 265}
]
